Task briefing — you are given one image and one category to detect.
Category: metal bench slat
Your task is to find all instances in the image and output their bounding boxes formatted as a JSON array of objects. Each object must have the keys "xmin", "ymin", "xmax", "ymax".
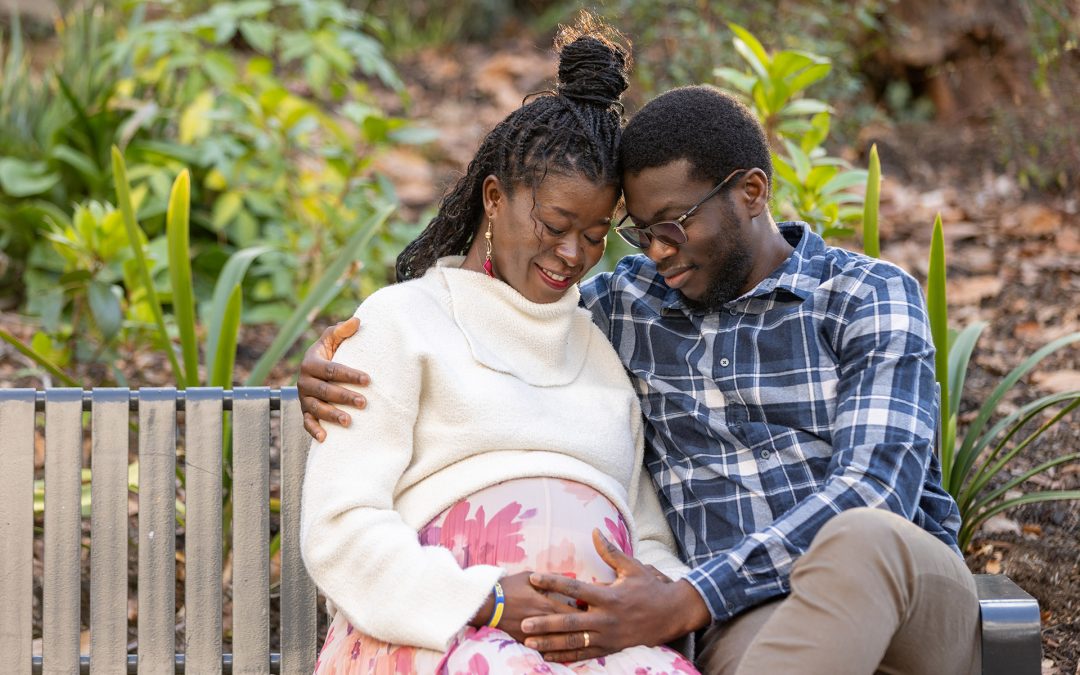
[
  {"xmin": 232, "ymin": 388, "xmax": 271, "ymax": 674},
  {"xmin": 89, "ymin": 389, "xmax": 131, "ymax": 675},
  {"xmin": 42, "ymin": 388, "xmax": 84, "ymax": 674},
  {"xmin": 278, "ymin": 388, "xmax": 317, "ymax": 675},
  {"xmin": 137, "ymin": 389, "xmax": 177, "ymax": 674},
  {"xmin": 0, "ymin": 389, "xmax": 38, "ymax": 675},
  {"xmin": 184, "ymin": 389, "xmax": 224, "ymax": 674}
]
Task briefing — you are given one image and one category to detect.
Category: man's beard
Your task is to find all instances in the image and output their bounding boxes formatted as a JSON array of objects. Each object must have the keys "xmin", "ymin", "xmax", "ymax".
[{"xmin": 680, "ymin": 221, "xmax": 755, "ymax": 312}]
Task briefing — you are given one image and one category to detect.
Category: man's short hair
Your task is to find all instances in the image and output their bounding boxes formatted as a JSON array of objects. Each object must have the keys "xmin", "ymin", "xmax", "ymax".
[{"xmin": 622, "ymin": 85, "xmax": 773, "ymax": 187}]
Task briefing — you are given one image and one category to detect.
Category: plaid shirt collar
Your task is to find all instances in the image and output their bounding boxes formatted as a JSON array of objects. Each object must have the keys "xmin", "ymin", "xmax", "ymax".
[{"xmin": 660, "ymin": 222, "xmax": 821, "ymax": 313}]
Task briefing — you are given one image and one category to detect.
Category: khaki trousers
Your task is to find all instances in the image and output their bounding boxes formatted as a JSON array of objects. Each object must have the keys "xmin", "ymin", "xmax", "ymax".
[{"xmin": 695, "ymin": 508, "xmax": 981, "ymax": 675}]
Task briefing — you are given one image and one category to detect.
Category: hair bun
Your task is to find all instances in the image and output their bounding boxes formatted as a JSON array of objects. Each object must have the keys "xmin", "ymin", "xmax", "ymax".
[{"xmin": 554, "ymin": 16, "xmax": 631, "ymax": 110}]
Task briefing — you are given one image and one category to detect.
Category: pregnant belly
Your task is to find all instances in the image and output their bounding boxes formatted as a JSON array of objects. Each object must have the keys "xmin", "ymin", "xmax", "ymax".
[{"xmin": 418, "ymin": 477, "xmax": 632, "ymax": 584}]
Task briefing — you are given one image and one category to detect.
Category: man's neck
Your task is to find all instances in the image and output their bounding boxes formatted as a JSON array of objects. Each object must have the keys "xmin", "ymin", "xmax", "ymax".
[{"xmin": 742, "ymin": 215, "xmax": 796, "ymax": 294}]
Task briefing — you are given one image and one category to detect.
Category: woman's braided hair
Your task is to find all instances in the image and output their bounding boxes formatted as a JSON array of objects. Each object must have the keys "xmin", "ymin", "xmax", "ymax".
[{"xmin": 395, "ymin": 15, "xmax": 632, "ymax": 281}]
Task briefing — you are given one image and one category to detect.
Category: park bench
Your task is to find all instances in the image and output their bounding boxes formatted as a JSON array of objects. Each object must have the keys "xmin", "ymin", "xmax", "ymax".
[{"xmin": 0, "ymin": 387, "xmax": 1044, "ymax": 674}]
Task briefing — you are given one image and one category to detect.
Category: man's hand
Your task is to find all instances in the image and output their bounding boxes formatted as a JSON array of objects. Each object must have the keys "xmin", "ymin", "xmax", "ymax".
[
  {"xmin": 469, "ymin": 571, "xmax": 582, "ymax": 643},
  {"xmin": 298, "ymin": 318, "xmax": 370, "ymax": 441},
  {"xmin": 521, "ymin": 530, "xmax": 712, "ymax": 662}
]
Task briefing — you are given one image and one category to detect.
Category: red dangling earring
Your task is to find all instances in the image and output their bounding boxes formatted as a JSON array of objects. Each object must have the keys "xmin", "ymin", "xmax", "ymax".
[{"xmin": 483, "ymin": 218, "xmax": 495, "ymax": 278}]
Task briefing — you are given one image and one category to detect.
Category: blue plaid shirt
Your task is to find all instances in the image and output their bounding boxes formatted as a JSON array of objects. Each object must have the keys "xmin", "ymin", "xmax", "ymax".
[{"xmin": 580, "ymin": 222, "xmax": 961, "ymax": 622}]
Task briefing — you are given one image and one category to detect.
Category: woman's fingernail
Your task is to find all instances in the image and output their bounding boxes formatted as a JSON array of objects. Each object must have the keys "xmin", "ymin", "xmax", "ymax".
[
  {"xmin": 524, "ymin": 637, "xmax": 536, "ymax": 648},
  {"xmin": 355, "ymin": 397, "xmax": 365, "ymax": 408}
]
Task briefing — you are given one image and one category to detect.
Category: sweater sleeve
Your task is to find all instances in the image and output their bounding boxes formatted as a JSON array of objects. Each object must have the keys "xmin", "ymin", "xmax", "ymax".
[
  {"xmin": 625, "ymin": 411, "xmax": 689, "ymax": 581},
  {"xmin": 300, "ymin": 291, "xmax": 503, "ymax": 651}
]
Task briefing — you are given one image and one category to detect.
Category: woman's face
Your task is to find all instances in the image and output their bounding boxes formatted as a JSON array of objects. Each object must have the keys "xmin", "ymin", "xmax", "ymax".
[{"xmin": 482, "ymin": 172, "xmax": 618, "ymax": 304}]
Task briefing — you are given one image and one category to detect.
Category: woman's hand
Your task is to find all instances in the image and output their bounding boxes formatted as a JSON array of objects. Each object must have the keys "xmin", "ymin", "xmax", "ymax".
[
  {"xmin": 298, "ymin": 317, "xmax": 371, "ymax": 441},
  {"xmin": 469, "ymin": 571, "xmax": 581, "ymax": 643}
]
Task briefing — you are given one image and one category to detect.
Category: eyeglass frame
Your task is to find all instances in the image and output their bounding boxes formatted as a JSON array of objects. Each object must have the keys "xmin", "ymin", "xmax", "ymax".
[{"xmin": 614, "ymin": 168, "xmax": 749, "ymax": 249}]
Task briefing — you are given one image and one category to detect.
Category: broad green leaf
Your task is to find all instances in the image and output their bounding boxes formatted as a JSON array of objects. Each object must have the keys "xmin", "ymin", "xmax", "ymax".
[
  {"xmin": 771, "ymin": 51, "xmax": 816, "ymax": 80},
  {"xmin": 246, "ymin": 203, "xmax": 394, "ymax": 385},
  {"xmin": 0, "ymin": 157, "xmax": 61, "ymax": 197},
  {"xmin": 210, "ymin": 285, "xmax": 242, "ymax": 388},
  {"xmin": 926, "ymin": 214, "xmax": 949, "ymax": 481},
  {"xmin": 49, "ymin": 145, "xmax": 102, "ymax": 185},
  {"xmin": 780, "ymin": 98, "xmax": 832, "ymax": 117},
  {"xmin": 946, "ymin": 322, "xmax": 986, "ymax": 421},
  {"xmin": 239, "ymin": 19, "xmax": 276, "ymax": 53},
  {"xmin": 167, "ymin": 170, "xmax": 199, "ymax": 387},
  {"xmin": 819, "ymin": 169, "xmax": 868, "ymax": 196},
  {"xmin": 204, "ymin": 246, "xmax": 272, "ymax": 378},
  {"xmin": 782, "ymin": 139, "xmax": 812, "ymax": 182},
  {"xmin": 388, "ymin": 126, "xmax": 440, "ymax": 145},
  {"xmin": 179, "ymin": 91, "xmax": 215, "ymax": 144},
  {"xmin": 786, "ymin": 63, "xmax": 832, "ymax": 95},
  {"xmin": 728, "ymin": 23, "xmax": 770, "ymax": 75},
  {"xmin": 112, "ymin": 146, "xmax": 183, "ymax": 384},
  {"xmin": 212, "ymin": 191, "xmax": 244, "ymax": 231},
  {"xmin": 862, "ymin": 144, "xmax": 881, "ymax": 258},
  {"xmin": 87, "ymin": 281, "xmax": 123, "ymax": 340},
  {"xmin": 713, "ymin": 67, "xmax": 755, "ymax": 94}
]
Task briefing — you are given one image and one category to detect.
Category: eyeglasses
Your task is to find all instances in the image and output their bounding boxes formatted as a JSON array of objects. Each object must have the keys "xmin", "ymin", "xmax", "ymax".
[{"xmin": 614, "ymin": 168, "xmax": 748, "ymax": 249}]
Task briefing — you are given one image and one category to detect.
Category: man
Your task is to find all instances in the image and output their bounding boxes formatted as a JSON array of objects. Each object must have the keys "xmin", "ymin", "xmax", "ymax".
[{"xmin": 298, "ymin": 86, "xmax": 981, "ymax": 674}]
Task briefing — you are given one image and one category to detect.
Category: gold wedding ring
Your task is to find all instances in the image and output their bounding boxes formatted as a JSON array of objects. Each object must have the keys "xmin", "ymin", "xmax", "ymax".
[{"xmin": 583, "ymin": 631, "xmax": 590, "ymax": 648}]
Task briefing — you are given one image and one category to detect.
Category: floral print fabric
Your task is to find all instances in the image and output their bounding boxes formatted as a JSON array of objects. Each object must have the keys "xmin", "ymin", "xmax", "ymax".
[{"xmin": 314, "ymin": 477, "xmax": 698, "ymax": 674}]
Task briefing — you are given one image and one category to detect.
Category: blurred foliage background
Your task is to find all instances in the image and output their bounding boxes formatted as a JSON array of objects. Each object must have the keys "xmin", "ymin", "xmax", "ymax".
[{"xmin": 1, "ymin": 0, "xmax": 1077, "ymax": 384}]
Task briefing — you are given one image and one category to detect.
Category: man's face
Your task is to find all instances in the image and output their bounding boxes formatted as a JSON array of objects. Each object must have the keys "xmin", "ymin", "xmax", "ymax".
[{"xmin": 622, "ymin": 159, "xmax": 755, "ymax": 309}]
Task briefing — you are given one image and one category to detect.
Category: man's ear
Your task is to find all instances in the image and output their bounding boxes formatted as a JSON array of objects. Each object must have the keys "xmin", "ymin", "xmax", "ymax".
[
  {"xmin": 741, "ymin": 168, "xmax": 770, "ymax": 218},
  {"xmin": 482, "ymin": 175, "xmax": 505, "ymax": 217}
]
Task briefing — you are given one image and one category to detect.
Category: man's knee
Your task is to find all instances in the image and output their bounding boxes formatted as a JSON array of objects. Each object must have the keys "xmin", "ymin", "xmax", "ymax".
[{"xmin": 801, "ymin": 507, "xmax": 914, "ymax": 571}]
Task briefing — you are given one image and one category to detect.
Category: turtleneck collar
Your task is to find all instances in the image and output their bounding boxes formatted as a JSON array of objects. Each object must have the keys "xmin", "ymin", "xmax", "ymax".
[{"xmin": 432, "ymin": 256, "xmax": 593, "ymax": 386}]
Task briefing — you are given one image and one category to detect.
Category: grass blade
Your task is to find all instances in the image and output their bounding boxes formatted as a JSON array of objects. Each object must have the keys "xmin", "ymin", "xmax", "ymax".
[
  {"xmin": 862, "ymin": 144, "xmax": 880, "ymax": 258},
  {"xmin": 205, "ymin": 245, "xmax": 272, "ymax": 379},
  {"xmin": 245, "ymin": 203, "xmax": 394, "ymax": 385},
  {"xmin": 166, "ymin": 169, "xmax": 198, "ymax": 387},
  {"xmin": 112, "ymin": 145, "xmax": 183, "ymax": 383},
  {"xmin": 0, "ymin": 328, "xmax": 79, "ymax": 386},
  {"xmin": 926, "ymin": 213, "xmax": 950, "ymax": 483},
  {"xmin": 209, "ymin": 285, "xmax": 242, "ymax": 388}
]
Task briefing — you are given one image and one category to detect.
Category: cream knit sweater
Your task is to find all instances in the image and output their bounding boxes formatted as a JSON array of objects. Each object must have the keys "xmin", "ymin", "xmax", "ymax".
[{"xmin": 300, "ymin": 257, "xmax": 687, "ymax": 651}]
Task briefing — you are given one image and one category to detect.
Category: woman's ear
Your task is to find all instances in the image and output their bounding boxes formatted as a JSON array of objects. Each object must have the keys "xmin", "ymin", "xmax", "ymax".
[
  {"xmin": 482, "ymin": 175, "xmax": 505, "ymax": 218},
  {"xmin": 742, "ymin": 168, "xmax": 770, "ymax": 218}
]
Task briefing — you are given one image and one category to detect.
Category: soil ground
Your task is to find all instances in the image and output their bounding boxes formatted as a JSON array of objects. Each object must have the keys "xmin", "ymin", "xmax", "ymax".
[{"xmin": 1, "ymin": 29, "xmax": 1077, "ymax": 674}]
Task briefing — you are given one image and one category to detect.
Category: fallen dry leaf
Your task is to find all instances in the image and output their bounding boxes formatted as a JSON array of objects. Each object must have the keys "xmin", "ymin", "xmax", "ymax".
[
  {"xmin": 947, "ymin": 275, "xmax": 1004, "ymax": 304},
  {"xmin": 1022, "ymin": 523, "xmax": 1044, "ymax": 536},
  {"xmin": 1030, "ymin": 370, "xmax": 1080, "ymax": 395},
  {"xmin": 985, "ymin": 557, "xmax": 1002, "ymax": 574},
  {"xmin": 1009, "ymin": 203, "xmax": 1063, "ymax": 237},
  {"xmin": 372, "ymin": 148, "xmax": 437, "ymax": 206}
]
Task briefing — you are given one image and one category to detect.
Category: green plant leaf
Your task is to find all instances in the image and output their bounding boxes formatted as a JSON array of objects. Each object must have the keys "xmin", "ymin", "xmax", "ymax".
[
  {"xmin": 205, "ymin": 245, "xmax": 271, "ymax": 379},
  {"xmin": 712, "ymin": 66, "xmax": 755, "ymax": 93},
  {"xmin": 786, "ymin": 63, "xmax": 832, "ymax": 94},
  {"xmin": 87, "ymin": 280, "xmax": 123, "ymax": 340},
  {"xmin": 926, "ymin": 213, "xmax": 950, "ymax": 483},
  {"xmin": 960, "ymin": 490, "xmax": 1080, "ymax": 551},
  {"xmin": 210, "ymin": 284, "xmax": 242, "ymax": 388},
  {"xmin": 112, "ymin": 146, "xmax": 184, "ymax": 384},
  {"xmin": 167, "ymin": 170, "xmax": 199, "ymax": 387},
  {"xmin": 0, "ymin": 328, "xmax": 79, "ymax": 386},
  {"xmin": 780, "ymin": 98, "xmax": 832, "ymax": 117},
  {"xmin": 245, "ymin": 203, "xmax": 395, "ymax": 385},
  {"xmin": 0, "ymin": 157, "xmax": 61, "ymax": 197},
  {"xmin": 957, "ymin": 331, "xmax": 1080, "ymax": 475},
  {"xmin": 861, "ymin": 144, "xmax": 881, "ymax": 258},
  {"xmin": 727, "ymin": 23, "xmax": 770, "ymax": 78},
  {"xmin": 946, "ymin": 322, "xmax": 987, "ymax": 422}
]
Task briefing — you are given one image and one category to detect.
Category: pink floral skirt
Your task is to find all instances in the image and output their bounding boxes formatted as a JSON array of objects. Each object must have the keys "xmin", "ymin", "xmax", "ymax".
[{"xmin": 313, "ymin": 477, "xmax": 697, "ymax": 674}]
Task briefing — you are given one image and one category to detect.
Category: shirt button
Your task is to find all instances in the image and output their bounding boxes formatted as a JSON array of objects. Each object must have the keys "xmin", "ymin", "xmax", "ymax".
[
  {"xmin": 729, "ymin": 308, "xmax": 738, "ymax": 316},
  {"xmin": 719, "ymin": 358, "xmax": 730, "ymax": 367},
  {"xmin": 760, "ymin": 450, "xmax": 771, "ymax": 459}
]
